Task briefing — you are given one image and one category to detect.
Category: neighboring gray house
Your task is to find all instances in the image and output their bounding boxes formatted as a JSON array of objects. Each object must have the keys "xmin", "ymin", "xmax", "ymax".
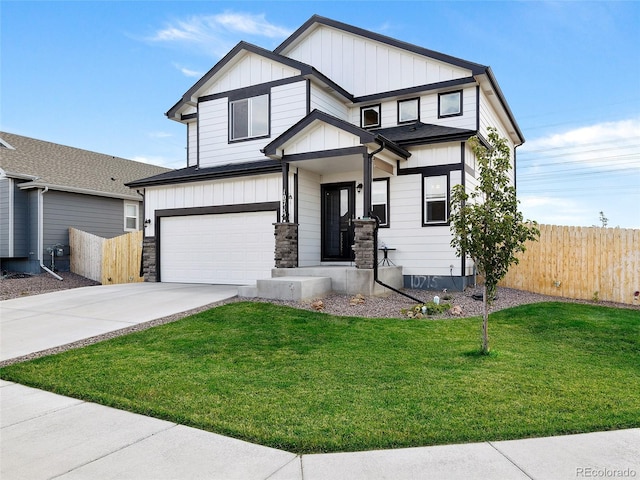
[
  {"xmin": 0, "ymin": 132, "xmax": 170, "ymax": 274},
  {"xmin": 129, "ymin": 15, "xmax": 523, "ymax": 292}
]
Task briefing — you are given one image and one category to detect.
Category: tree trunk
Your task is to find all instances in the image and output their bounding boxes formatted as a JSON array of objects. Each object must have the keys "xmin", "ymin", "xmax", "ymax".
[{"xmin": 482, "ymin": 283, "xmax": 489, "ymax": 354}]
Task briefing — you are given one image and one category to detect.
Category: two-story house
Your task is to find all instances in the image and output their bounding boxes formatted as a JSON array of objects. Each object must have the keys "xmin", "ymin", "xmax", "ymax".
[{"xmin": 128, "ymin": 15, "xmax": 523, "ymax": 294}]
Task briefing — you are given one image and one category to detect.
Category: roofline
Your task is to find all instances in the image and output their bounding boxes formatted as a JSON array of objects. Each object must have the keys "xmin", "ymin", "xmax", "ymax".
[
  {"xmin": 482, "ymin": 67, "xmax": 525, "ymax": 145},
  {"xmin": 17, "ymin": 182, "xmax": 142, "ymax": 201},
  {"xmin": 126, "ymin": 161, "xmax": 282, "ymax": 188},
  {"xmin": 166, "ymin": 41, "xmax": 317, "ymax": 119},
  {"xmin": 275, "ymin": 15, "xmax": 487, "ymax": 75}
]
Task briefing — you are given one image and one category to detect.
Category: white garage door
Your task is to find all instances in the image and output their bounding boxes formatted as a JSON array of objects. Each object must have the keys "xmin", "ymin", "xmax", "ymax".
[{"xmin": 160, "ymin": 210, "xmax": 276, "ymax": 284}]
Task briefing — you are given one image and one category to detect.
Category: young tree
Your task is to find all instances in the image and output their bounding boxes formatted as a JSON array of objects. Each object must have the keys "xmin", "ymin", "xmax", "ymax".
[{"xmin": 450, "ymin": 128, "xmax": 539, "ymax": 354}]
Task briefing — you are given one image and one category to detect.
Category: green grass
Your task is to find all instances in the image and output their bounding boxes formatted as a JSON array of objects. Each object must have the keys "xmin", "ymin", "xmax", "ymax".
[{"xmin": 1, "ymin": 302, "xmax": 638, "ymax": 453}]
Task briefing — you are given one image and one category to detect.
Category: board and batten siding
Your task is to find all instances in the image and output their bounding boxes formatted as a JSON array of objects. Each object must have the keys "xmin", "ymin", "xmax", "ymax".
[
  {"xmin": 197, "ymin": 81, "xmax": 307, "ymax": 168},
  {"xmin": 404, "ymin": 142, "xmax": 463, "ymax": 170},
  {"xmin": 281, "ymin": 123, "xmax": 362, "ymax": 156},
  {"xmin": 284, "ymin": 24, "xmax": 472, "ymax": 97},
  {"xmin": 200, "ymin": 51, "xmax": 301, "ymax": 97},
  {"xmin": 144, "ymin": 174, "xmax": 281, "ymax": 233}
]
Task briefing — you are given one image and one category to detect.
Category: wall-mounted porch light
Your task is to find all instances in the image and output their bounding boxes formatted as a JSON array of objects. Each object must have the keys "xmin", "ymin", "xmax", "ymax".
[{"xmin": 356, "ymin": 183, "xmax": 363, "ymax": 194}]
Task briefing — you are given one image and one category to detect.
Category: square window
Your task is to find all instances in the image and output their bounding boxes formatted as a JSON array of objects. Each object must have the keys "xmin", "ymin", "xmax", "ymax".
[
  {"xmin": 124, "ymin": 203, "xmax": 138, "ymax": 231},
  {"xmin": 361, "ymin": 105, "xmax": 381, "ymax": 128},
  {"xmin": 230, "ymin": 94, "xmax": 269, "ymax": 141},
  {"xmin": 438, "ymin": 91, "xmax": 462, "ymax": 117},
  {"xmin": 372, "ymin": 179, "xmax": 389, "ymax": 227},
  {"xmin": 424, "ymin": 175, "xmax": 448, "ymax": 224},
  {"xmin": 398, "ymin": 98, "xmax": 419, "ymax": 123}
]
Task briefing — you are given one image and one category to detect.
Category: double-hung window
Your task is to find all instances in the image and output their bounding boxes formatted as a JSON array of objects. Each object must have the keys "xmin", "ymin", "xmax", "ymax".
[
  {"xmin": 124, "ymin": 202, "xmax": 139, "ymax": 231},
  {"xmin": 372, "ymin": 179, "xmax": 389, "ymax": 227},
  {"xmin": 229, "ymin": 93, "xmax": 269, "ymax": 141},
  {"xmin": 423, "ymin": 175, "xmax": 448, "ymax": 225}
]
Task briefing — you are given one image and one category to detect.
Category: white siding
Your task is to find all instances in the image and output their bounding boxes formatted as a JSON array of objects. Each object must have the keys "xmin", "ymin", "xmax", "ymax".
[
  {"xmin": 284, "ymin": 25, "xmax": 472, "ymax": 97},
  {"xmin": 201, "ymin": 52, "xmax": 300, "ymax": 96},
  {"xmin": 309, "ymin": 83, "xmax": 349, "ymax": 120},
  {"xmin": 271, "ymin": 81, "xmax": 308, "ymax": 137},
  {"xmin": 405, "ymin": 143, "xmax": 462, "ymax": 169},
  {"xmin": 296, "ymin": 168, "xmax": 321, "ymax": 266},
  {"xmin": 187, "ymin": 121, "xmax": 197, "ymax": 167},
  {"xmin": 283, "ymin": 123, "xmax": 361, "ymax": 155},
  {"xmin": 420, "ymin": 86, "xmax": 477, "ymax": 130},
  {"xmin": 197, "ymin": 81, "xmax": 308, "ymax": 168},
  {"xmin": 478, "ymin": 89, "xmax": 516, "ymax": 182},
  {"xmin": 378, "ymin": 174, "xmax": 460, "ymax": 277},
  {"xmin": 145, "ymin": 174, "xmax": 281, "ymax": 233}
]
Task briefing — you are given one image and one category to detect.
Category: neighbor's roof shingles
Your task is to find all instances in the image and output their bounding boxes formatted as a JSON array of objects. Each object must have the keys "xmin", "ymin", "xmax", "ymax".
[{"xmin": 0, "ymin": 132, "xmax": 172, "ymax": 200}]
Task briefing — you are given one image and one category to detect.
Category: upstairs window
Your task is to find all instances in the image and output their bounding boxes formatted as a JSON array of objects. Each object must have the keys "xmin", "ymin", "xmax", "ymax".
[
  {"xmin": 372, "ymin": 179, "xmax": 389, "ymax": 227},
  {"xmin": 398, "ymin": 98, "xmax": 419, "ymax": 124},
  {"xmin": 124, "ymin": 203, "xmax": 139, "ymax": 231},
  {"xmin": 229, "ymin": 94, "xmax": 269, "ymax": 141},
  {"xmin": 361, "ymin": 104, "xmax": 381, "ymax": 128},
  {"xmin": 423, "ymin": 175, "xmax": 448, "ymax": 225},
  {"xmin": 438, "ymin": 90, "xmax": 462, "ymax": 118}
]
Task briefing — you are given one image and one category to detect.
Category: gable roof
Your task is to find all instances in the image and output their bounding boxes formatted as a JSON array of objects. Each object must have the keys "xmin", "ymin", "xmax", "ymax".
[
  {"xmin": 262, "ymin": 109, "xmax": 410, "ymax": 159},
  {"xmin": 167, "ymin": 41, "xmax": 353, "ymax": 120},
  {"xmin": 0, "ymin": 132, "xmax": 171, "ymax": 201},
  {"xmin": 275, "ymin": 15, "xmax": 487, "ymax": 75}
]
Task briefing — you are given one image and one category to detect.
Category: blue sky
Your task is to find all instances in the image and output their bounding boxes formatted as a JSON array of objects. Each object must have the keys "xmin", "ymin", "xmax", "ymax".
[{"xmin": 2, "ymin": 1, "xmax": 639, "ymax": 228}]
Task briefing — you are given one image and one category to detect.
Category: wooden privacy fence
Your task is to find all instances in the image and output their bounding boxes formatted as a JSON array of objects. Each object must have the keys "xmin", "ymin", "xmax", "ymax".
[
  {"xmin": 69, "ymin": 228, "xmax": 144, "ymax": 285},
  {"xmin": 500, "ymin": 224, "xmax": 640, "ymax": 305}
]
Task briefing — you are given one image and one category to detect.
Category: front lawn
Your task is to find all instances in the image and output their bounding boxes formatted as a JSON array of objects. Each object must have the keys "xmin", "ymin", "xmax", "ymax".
[{"xmin": 1, "ymin": 302, "xmax": 638, "ymax": 453}]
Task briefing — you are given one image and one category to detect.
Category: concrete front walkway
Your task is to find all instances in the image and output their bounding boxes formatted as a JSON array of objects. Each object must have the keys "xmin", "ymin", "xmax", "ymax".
[
  {"xmin": 0, "ymin": 283, "xmax": 238, "ymax": 361},
  {"xmin": 1, "ymin": 284, "xmax": 639, "ymax": 479}
]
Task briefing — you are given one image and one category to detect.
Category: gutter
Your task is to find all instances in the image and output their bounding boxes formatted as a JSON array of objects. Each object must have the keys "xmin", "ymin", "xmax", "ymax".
[
  {"xmin": 365, "ymin": 140, "xmax": 424, "ymax": 303},
  {"xmin": 38, "ymin": 187, "xmax": 63, "ymax": 280}
]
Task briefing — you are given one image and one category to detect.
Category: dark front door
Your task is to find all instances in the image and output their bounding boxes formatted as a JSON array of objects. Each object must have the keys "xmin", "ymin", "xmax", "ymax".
[{"xmin": 321, "ymin": 182, "xmax": 355, "ymax": 261}]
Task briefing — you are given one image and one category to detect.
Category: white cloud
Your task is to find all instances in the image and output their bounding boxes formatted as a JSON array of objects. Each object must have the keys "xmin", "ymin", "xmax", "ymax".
[
  {"xmin": 519, "ymin": 195, "xmax": 592, "ymax": 226},
  {"xmin": 172, "ymin": 63, "xmax": 203, "ymax": 78},
  {"xmin": 520, "ymin": 118, "xmax": 640, "ymax": 171},
  {"xmin": 146, "ymin": 11, "xmax": 292, "ymax": 58}
]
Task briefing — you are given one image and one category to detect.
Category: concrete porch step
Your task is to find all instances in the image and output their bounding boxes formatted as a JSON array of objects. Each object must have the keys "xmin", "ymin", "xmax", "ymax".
[{"xmin": 255, "ymin": 276, "xmax": 331, "ymax": 301}]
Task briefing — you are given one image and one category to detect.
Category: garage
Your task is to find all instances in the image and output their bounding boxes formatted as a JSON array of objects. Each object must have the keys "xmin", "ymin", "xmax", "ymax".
[{"xmin": 159, "ymin": 210, "xmax": 277, "ymax": 284}]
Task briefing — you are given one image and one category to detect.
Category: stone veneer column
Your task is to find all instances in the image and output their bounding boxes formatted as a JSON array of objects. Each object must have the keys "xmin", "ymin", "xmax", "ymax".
[
  {"xmin": 274, "ymin": 223, "xmax": 298, "ymax": 268},
  {"xmin": 352, "ymin": 219, "xmax": 376, "ymax": 269},
  {"xmin": 141, "ymin": 236, "xmax": 157, "ymax": 282}
]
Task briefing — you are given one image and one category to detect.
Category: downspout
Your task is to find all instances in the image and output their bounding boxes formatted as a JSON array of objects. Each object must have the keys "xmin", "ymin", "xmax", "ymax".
[
  {"xmin": 367, "ymin": 141, "xmax": 424, "ymax": 304},
  {"xmin": 38, "ymin": 187, "xmax": 63, "ymax": 280}
]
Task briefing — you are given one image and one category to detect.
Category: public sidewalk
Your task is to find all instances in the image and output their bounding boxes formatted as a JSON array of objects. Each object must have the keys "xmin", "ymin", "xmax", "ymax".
[{"xmin": 1, "ymin": 284, "xmax": 638, "ymax": 479}]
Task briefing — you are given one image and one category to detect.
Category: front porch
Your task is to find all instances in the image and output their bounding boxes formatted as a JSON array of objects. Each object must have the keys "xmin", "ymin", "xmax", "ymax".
[{"xmin": 237, "ymin": 265, "xmax": 403, "ymax": 300}]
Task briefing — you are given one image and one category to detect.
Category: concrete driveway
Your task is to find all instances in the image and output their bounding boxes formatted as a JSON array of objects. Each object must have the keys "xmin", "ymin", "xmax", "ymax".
[{"xmin": 0, "ymin": 283, "xmax": 238, "ymax": 362}]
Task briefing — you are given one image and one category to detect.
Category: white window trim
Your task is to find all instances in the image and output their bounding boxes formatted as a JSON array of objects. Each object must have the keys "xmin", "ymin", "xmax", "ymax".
[{"xmin": 124, "ymin": 202, "xmax": 139, "ymax": 231}]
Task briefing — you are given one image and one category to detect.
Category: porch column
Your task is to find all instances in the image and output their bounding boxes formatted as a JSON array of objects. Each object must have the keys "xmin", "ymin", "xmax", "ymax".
[
  {"xmin": 362, "ymin": 152, "xmax": 372, "ymax": 218},
  {"xmin": 352, "ymin": 219, "xmax": 376, "ymax": 269},
  {"xmin": 274, "ymin": 222, "xmax": 298, "ymax": 268},
  {"xmin": 281, "ymin": 161, "xmax": 290, "ymax": 222}
]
